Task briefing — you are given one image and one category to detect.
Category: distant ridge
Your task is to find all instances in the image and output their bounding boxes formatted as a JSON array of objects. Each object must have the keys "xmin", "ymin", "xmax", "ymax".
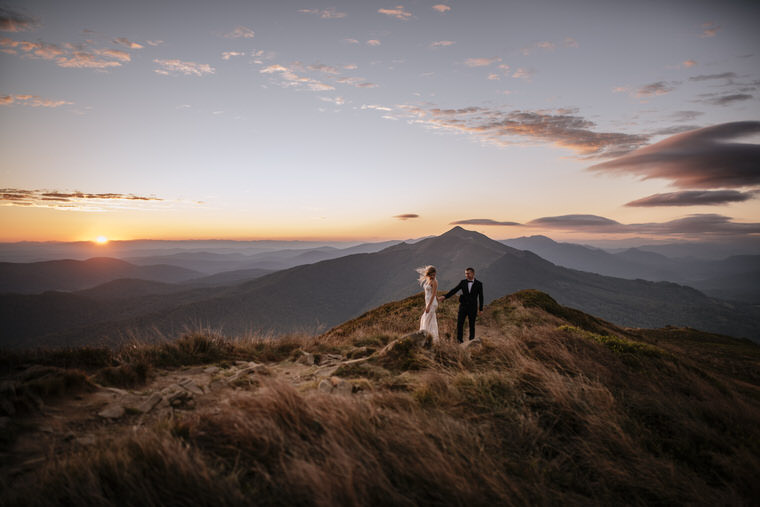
[
  {"xmin": 3, "ymin": 227, "xmax": 759, "ymax": 348},
  {"xmin": 0, "ymin": 257, "xmax": 201, "ymax": 294}
]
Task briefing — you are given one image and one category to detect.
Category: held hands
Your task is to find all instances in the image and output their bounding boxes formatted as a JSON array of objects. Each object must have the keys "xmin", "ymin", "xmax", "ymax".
[{"xmin": 437, "ymin": 296, "xmax": 444, "ymax": 302}]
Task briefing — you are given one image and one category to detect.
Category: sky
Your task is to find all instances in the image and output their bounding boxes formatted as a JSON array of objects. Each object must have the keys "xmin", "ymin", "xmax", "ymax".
[{"xmin": 1, "ymin": 0, "xmax": 759, "ymax": 244}]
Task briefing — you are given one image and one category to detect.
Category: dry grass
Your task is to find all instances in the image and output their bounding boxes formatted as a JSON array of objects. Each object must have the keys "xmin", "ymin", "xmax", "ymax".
[{"xmin": 2, "ymin": 290, "xmax": 760, "ymax": 505}]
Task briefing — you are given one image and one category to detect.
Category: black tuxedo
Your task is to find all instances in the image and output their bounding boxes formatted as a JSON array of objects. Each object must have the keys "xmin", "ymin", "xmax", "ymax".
[{"xmin": 444, "ymin": 279, "xmax": 483, "ymax": 342}]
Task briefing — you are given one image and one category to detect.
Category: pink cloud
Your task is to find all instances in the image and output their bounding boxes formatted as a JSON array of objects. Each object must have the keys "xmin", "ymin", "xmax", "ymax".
[
  {"xmin": 464, "ymin": 57, "xmax": 501, "ymax": 67},
  {"xmin": 0, "ymin": 94, "xmax": 72, "ymax": 107},
  {"xmin": 378, "ymin": 6, "xmax": 412, "ymax": 20},
  {"xmin": 154, "ymin": 58, "xmax": 215, "ymax": 76},
  {"xmin": 701, "ymin": 22, "xmax": 720, "ymax": 38},
  {"xmin": 113, "ymin": 37, "xmax": 143, "ymax": 49},
  {"xmin": 224, "ymin": 26, "xmax": 255, "ymax": 39},
  {"xmin": 298, "ymin": 8, "xmax": 347, "ymax": 19},
  {"xmin": 432, "ymin": 4, "xmax": 451, "ymax": 13}
]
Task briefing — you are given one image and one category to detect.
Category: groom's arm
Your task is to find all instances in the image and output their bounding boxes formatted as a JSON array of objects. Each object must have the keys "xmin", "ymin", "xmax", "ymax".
[
  {"xmin": 443, "ymin": 281, "xmax": 463, "ymax": 300},
  {"xmin": 477, "ymin": 282, "xmax": 484, "ymax": 311}
]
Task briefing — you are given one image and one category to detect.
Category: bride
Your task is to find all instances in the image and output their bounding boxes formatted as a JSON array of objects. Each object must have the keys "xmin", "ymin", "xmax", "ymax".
[{"xmin": 417, "ymin": 265, "xmax": 439, "ymax": 343}]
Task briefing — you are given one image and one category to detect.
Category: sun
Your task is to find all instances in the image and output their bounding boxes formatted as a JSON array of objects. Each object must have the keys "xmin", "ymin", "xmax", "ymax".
[{"xmin": 95, "ymin": 236, "xmax": 109, "ymax": 245}]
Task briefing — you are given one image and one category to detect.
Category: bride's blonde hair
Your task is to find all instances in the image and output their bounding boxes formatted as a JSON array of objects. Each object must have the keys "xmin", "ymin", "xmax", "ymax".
[{"xmin": 416, "ymin": 265, "xmax": 437, "ymax": 286}]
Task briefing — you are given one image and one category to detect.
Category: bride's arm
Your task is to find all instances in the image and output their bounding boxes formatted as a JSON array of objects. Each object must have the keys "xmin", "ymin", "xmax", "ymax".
[{"xmin": 426, "ymin": 279, "xmax": 439, "ymax": 313}]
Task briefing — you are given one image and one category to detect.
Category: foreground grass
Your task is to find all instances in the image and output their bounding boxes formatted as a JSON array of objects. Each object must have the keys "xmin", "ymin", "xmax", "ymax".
[{"xmin": 2, "ymin": 290, "xmax": 759, "ymax": 506}]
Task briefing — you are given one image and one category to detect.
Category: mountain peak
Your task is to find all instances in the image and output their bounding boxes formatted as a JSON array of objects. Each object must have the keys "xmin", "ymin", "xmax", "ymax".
[{"xmin": 440, "ymin": 225, "xmax": 487, "ymax": 240}]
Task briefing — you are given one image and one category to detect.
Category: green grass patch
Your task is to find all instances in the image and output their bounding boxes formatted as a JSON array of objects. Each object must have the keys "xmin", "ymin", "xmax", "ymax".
[{"xmin": 559, "ymin": 325, "xmax": 668, "ymax": 358}]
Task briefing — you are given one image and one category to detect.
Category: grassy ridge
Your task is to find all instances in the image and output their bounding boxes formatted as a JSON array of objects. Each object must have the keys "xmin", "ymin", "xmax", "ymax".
[{"xmin": 2, "ymin": 290, "xmax": 759, "ymax": 505}]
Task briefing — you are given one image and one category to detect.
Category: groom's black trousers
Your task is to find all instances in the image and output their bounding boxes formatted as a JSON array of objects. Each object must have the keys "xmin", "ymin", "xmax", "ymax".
[{"xmin": 456, "ymin": 305, "xmax": 477, "ymax": 342}]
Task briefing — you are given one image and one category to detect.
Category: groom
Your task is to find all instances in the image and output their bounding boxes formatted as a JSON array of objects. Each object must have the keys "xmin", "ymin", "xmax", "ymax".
[{"xmin": 439, "ymin": 267, "xmax": 483, "ymax": 343}]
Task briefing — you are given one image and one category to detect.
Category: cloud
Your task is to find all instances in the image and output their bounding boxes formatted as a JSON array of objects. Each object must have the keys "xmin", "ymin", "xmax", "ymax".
[
  {"xmin": 588, "ymin": 122, "xmax": 760, "ymax": 189},
  {"xmin": 57, "ymin": 51, "xmax": 123, "ymax": 69},
  {"xmin": 320, "ymin": 96, "xmax": 345, "ymax": 105},
  {"xmin": 378, "ymin": 6, "xmax": 412, "ymax": 20},
  {"xmin": 146, "ymin": 40, "xmax": 163, "ymax": 46},
  {"xmin": 260, "ymin": 63, "xmax": 335, "ymax": 91},
  {"xmin": 520, "ymin": 41, "xmax": 555, "ymax": 55},
  {"xmin": 511, "ymin": 68, "xmax": 534, "ymax": 80},
  {"xmin": 0, "ymin": 37, "xmax": 64, "ymax": 59},
  {"xmin": 450, "ymin": 219, "xmax": 521, "ymax": 226},
  {"xmin": 221, "ymin": 51, "xmax": 245, "ymax": 60},
  {"xmin": 298, "ymin": 8, "xmax": 347, "ymax": 19},
  {"xmin": 0, "ymin": 36, "xmax": 138, "ymax": 69},
  {"xmin": 361, "ymin": 104, "xmax": 392, "ymax": 111},
  {"xmin": 651, "ymin": 125, "xmax": 702, "ymax": 136},
  {"xmin": 432, "ymin": 4, "xmax": 451, "ymax": 13},
  {"xmin": 0, "ymin": 188, "xmax": 165, "ymax": 212},
  {"xmin": 0, "ymin": 94, "xmax": 71, "ymax": 107},
  {"xmin": 635, "ymin": 81, "xmax": 676, "ymax": 97},
  {"xmin": 95, "ymin": 48, "xmax": 131, "ymax": 62},
  {"xmin": 394, "ymin": 213, "xmax": 419, "ymax": 220},
  {"xmin": 113, "ymin": 37, "xmax": 143, "ymax": 49},
  {"xmin": 702, "ymin": 94, "xmax": 753, "ymax": 106},
  {"xmin": 154, "ymin": 58, "xmax": 215, "ymax": 76},
  {"xmin": 308, "ymin": 63, "xmax": 340, "ymax": 74},
  {"xmin": 366, "ymin": 39, "xmax": 381, "ymax": 46},
  {"xmin": 625, "ymin": 190, "xmax": 758, "ymax": 207},
  {"xmin": 563, "ymin": 37, "xmax": 579, "ymax": 48},
  {"xmin": 0, "ymin": 6, "xmax": 38, "ymax": 32},
  {"xmin": 464, "ymin": 57, "xmax": 501, "ymax": 67},
  {"xmin": 529, "ymin": 215, "xmax": 621, "ymax": 229},
  {"xmin": 524, "ymin": 213, "xmax": 760, "ymax": 236},
  {"xmin": 430, "ymin": 40, "xmax": 455, "ymax": 49},
  {"xmin": 682, "ymin": 59, "xmax": 697, "ymax": 68},
  {"xmin": 224, "ymin": 26, "xmax": 255, "ymax": 39},
  {"xmin": 401, "ymin": 106, "xmax": 648, "ymax": 157},
  {"xmin": 689, "ymin": 72, "xmax": 737, "ymax": 82},
  {"xmin": 670, "ymin": 110, "xmax": 704, "ymax": 122},
  {"xmin": 342, "ymin": 38, "xmax": 360, "ymax": 44},
  {"xmin": 701, "ymin": 22, "xmax": 720, "ymax": 38}
]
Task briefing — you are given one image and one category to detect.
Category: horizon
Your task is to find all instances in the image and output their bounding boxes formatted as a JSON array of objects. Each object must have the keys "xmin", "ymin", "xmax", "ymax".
[{"xmin": 1, "ymin": 1, "xmax": 759, "ymax": 245}]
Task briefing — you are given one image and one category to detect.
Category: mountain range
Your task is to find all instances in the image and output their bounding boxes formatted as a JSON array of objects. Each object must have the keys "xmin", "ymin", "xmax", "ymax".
[
  {"xmin": 2, "ymin": 227, "xmax": 758, "ymax": 348},
  {"xmin": 503, "ymin": 235, "xmax": 760, "ymax": 303}
]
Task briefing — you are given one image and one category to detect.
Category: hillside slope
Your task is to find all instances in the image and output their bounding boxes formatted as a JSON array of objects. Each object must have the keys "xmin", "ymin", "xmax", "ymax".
[{"xmin": 1, "ymin": 291, "xmax": 758, "ymax": 505}]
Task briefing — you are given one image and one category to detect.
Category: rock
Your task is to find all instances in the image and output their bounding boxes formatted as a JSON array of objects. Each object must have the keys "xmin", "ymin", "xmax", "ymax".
[
  {"xmin": 297, "ymin": 351, "xmax": 315, "ymax": 366},
  {"xmin": 0, "ymin": 380, "xmax": 17, "ymax": 395},
  {"xmin": 227, "ymin": 364, "xmax": 265, "ymax": 383},
  {"xmin": 203, "ymin": 366, "xmax": 220, "ymax": 374},
  {"xmin": 0, "ymin": 399, "xmax": 15, "ymax": 416},
  {"xmin": 252, "ymin": 364, "xmax": 270, "ymax": 375},
  {"xmin": 321, "ymin": 376, "xmax": 353, "ymax": 395},
  {"xmin": 318, "ymin": 379, "xmax": 333, "ymax": 393},
  {"xmin": 334, "ymin": 380, "xmax": 353, "ymax": 396},
  {"xmin": 134, "ymin": 392, "xmax": 162, "ymax": 414},
  {"xmin": 162, "ymin": 386, "xmax": 193, "ymax": 409},
  {"xmin": 75, "ymin": 435, "xmax": 96, "ymax": 446},
  {"xmin": 98, "ymin": 404, "xmax": 125, "ymax": 419},
  {"xmin": 178, "ymin": 378, "xmax": 203, "ymax": 395},
  {"xmin": 102, "ymin": 387, "xmax": 129, "ymax": 396}
]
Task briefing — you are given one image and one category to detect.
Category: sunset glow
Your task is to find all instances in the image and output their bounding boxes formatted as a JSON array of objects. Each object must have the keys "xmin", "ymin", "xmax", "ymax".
[
  {"xmin": 95, "ymin": 236, "xmax": 109, "ymax": 245},
  {"xmin": 0, "ymin": 1, "xmax": 758, "ymax": 244}
]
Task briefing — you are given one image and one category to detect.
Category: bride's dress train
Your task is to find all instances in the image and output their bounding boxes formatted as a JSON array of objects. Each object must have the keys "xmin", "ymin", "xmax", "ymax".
[{"xmin": 419, "ymin": 280, "xmax": 439, "ymax": 342}]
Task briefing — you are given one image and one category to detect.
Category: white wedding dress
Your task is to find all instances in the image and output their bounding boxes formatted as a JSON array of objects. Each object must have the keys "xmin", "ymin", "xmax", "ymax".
[{"xmin": 419, "ymin": 280, "xmax": 439, "ymax": 342}]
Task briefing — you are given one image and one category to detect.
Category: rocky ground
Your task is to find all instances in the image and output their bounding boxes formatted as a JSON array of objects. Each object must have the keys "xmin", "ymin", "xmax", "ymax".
[{"xmin": 0, "ymin": 330, "xmax": 486, "ymax": 488}]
